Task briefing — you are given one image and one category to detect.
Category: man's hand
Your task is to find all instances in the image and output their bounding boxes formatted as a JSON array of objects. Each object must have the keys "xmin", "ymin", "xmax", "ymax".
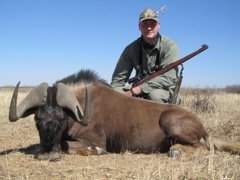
[{"xmin": 124, "ymin": 86, "xmax": 143, "ymax": 97}]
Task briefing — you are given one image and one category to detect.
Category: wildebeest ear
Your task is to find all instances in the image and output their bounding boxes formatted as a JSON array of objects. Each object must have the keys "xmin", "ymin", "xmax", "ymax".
[
  {"xmin": 56, "ymin": 83, "xmax": 86, "ymax": 124},
  {"xmin": 9, "ymin": 82, "xmax": 48, "ymax": 122}
]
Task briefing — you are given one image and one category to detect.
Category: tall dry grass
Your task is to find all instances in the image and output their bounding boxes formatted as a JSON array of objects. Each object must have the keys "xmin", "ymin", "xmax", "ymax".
[{"xmin": 0, "ymin": 87, "xmax": 240, "ymax": 179}]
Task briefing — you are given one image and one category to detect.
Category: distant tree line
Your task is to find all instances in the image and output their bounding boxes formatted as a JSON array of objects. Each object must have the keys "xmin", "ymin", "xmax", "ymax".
[
  {"xmin": 180, "ymin": 84, "xmax": 240, "ymax": 95},
  {"xmin": 224, "ymin": 84, "xmax": 240, "ymax": 94}
]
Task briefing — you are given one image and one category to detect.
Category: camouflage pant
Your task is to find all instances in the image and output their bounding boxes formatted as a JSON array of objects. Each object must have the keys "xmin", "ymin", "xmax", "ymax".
[{"xmin": 113, "ymin": 85, "xmax": 171, "ymax": 104}]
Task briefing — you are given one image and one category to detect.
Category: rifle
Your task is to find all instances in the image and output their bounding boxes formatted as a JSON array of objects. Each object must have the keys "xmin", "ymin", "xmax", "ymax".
[{"xmin": 128, "ymin": 44, "xmax": 208, "ymax": 87}]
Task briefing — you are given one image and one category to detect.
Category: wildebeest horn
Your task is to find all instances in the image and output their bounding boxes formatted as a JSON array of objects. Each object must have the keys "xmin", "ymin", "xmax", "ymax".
[
  {"xmin": 9, "ymin": 82, "xmax": 49, "ymax": 122},
  {"xmin": 56, "ymin": 83, "xmax": 89, "ymax": 126}
]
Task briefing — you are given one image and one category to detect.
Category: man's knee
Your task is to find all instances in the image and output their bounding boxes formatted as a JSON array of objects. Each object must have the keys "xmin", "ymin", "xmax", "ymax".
[{"xmin": 147, "ymin": 89, "xmax": 170, "ymax": 103}]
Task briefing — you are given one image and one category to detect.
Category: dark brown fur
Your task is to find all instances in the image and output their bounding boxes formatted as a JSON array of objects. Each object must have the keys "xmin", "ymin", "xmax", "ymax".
[{"xmin": 62, "ymin": 82, "xmax": 207, "ymax": 155}]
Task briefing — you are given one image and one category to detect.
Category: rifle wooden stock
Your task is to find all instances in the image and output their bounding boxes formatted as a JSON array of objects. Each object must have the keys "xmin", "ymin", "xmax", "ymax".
[{"xmin": 132, "ymin": 44, "xmax": 208, "ymax": 87}]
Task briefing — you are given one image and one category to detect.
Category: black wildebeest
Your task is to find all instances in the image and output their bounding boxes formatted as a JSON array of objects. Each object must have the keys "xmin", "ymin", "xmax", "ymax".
[{"xmin": 9, "ymin": 69, "xmax": 240, "ymax": 161}]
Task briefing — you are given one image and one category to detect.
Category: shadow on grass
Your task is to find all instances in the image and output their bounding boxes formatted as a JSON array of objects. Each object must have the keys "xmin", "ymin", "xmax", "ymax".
[{"xmin": 0, "ymin": 144, "xmax": 40, "ymax": 156}]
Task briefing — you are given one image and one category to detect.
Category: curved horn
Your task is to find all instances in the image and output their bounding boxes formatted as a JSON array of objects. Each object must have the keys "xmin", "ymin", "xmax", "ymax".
[
  {"xmin": 56, "ymin": 83, "xmax": 89, "ymax": 126},
  {"xmin": 9, "ymin": 82, "xmax": 49, "ymax": 122},
  {"xmin": 81, "ymin": 85, "xmax": 90, "ymax": 125}
]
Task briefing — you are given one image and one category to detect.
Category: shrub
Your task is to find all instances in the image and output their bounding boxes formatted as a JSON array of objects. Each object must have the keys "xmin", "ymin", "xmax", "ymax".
[
  {"xmin": 181, "ymin": 88, "xmax": 216, "ymax": 113},
  {"xmin": 225, "ymin": 85, "xmax": 240, "ymax": 94}
]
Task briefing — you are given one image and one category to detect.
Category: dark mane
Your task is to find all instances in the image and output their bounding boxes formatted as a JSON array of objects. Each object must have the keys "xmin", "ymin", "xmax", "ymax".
[{"xmin": 54, "ymin": 69, "xmax": 109, "ymax": 86}]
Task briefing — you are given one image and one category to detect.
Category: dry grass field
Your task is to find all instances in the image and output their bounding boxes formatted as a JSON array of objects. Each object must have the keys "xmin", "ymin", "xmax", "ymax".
[{"xmin": 0, "ymin": 87, "xmax": 240, "ymax": 179}]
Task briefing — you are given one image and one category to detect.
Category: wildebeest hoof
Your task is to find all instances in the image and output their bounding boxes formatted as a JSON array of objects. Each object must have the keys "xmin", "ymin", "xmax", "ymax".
[
  {"xmin": 37, "ymin": 152, "xmax": 49, "ymax": 160},
  {"xmin": 49, "ymin": 151, "xmax": 61, "ymax": 161},
  {"xmin": 95, "ymin": 147, "xmax": 108, "ymax": 155},
  {"xmin": 37, "ymin": 151, "xmax": 61, "ymax": 161},
  {"xmin": 168, "ymin": 150, "xmax": 181, "ymax": 158}
]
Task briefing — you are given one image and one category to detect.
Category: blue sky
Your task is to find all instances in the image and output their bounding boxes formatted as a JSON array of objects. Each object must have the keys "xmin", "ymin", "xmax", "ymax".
[{"xmin": 1, "ymin": 0, "xmax": 239, "ymax": 87}]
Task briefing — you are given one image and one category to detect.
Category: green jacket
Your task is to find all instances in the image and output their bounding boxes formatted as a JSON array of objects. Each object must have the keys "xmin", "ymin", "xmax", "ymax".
[{"xmin": 111, "ymin": 34, "xmax": 179, "ymax": 94}]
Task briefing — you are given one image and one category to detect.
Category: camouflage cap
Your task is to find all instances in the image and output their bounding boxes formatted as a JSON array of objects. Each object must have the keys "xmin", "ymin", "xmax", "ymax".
[{"xmin": 139, "ymin": 8, "xmax": 159, "ymax": 22}]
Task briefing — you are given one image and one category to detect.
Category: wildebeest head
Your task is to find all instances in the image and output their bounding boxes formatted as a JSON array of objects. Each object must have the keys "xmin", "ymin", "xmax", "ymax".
[
  {"xmin": 9, "ymin": 69, "xmax": 109, "ymax": 161},
  {"xmin": 9, "ymin": 82, "xmax": 86, "ymax": 124},
  {"xmin": 8, "ymin": 81, "xmax": 88, "ymax": 161}
]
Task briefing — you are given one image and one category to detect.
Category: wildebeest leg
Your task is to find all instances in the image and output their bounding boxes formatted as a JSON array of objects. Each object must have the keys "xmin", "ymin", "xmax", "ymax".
[
  {"xmin": 168, "ymin": 142, "xmax": 207, "ymax": 157},
  {"xmin": 160, "ymin": 111, "xmax": 207, "ymax": 157},
  {"xmin": 61, "ymin": 141, "xmax": 108, "ymax": 156}
]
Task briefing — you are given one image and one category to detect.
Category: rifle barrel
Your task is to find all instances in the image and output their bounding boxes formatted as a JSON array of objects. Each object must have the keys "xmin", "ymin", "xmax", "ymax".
[{"xmin": 133, "ymin": 44, "xmax": 208, "ymax": 87}]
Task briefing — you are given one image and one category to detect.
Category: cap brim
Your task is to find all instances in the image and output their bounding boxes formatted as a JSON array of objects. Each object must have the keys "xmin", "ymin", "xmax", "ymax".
[{"xmin": 139, "ymin": 17, "xmax": 158, "ymax": 22}]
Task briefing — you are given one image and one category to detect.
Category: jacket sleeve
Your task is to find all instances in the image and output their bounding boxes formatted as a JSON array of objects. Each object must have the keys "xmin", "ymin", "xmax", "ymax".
[
  {"xmin": 111, "ymin": 46, "xmax": 134, "ymax": 88},
  {"xmin": 139, "ymin": 42, "xmax": 179, "ymax": 93}
]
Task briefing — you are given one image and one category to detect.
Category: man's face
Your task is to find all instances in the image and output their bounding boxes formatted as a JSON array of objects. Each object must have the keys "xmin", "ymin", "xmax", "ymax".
[{"xmin": 139, "ymin": 19, "xmax": 160, "ymax": 43}]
